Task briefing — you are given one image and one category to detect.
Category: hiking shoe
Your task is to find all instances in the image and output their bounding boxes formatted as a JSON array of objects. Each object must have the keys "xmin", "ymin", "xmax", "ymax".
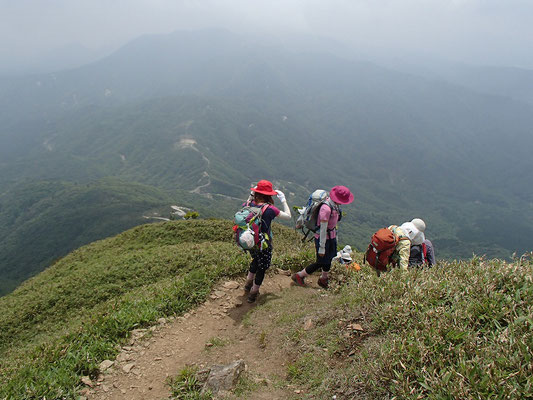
[
  {"xmin": 291, "ymin": 273, "xmax": 306, "ymax": 287},
  {"xmin": 317, "ymin": 277, "xmax": 329, "ymax": 289},
  {"xmin": 247, "ymin": 291, "xmax": 259, "ymax": 303},
  {"xmin": 244, "ymin": 280, "xmax": 253, "ymax": 292}
]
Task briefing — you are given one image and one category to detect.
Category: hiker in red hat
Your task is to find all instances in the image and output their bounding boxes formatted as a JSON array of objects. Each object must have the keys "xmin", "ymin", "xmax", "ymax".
[
  {"xmin": 244, "ymin": 179, "xmax": 291, "ymax": 303},
  {"xmin": 292, "ymin": 185, "xmax": 354, "ymax": 289}
]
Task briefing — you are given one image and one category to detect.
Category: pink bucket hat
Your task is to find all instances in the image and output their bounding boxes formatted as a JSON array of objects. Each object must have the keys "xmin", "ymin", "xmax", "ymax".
[
  {"xmin": 329, "ymin": 186, "xmax": 354, "ymax": 204},
  {"xmin": 251, "ymin": 180, "xmax": 277, "ymax": 196}
]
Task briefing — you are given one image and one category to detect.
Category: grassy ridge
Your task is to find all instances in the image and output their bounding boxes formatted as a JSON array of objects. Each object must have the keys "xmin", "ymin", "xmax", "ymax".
[
  {"xmin": 1, "ymin": 218, "xmax": 531, "ymax": 399},
  {"xmin": 0, "ymin": 219, "xmax": 310, "ymax": 399},
  {"xmin": 279, "ymin": 255, "xmax": 533, "ymax": 399}
]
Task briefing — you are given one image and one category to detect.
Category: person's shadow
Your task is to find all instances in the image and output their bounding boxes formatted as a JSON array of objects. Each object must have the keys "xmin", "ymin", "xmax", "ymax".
[{"xmin": 226, "ymin": 292, "xmax": 282, "ymax": 325}]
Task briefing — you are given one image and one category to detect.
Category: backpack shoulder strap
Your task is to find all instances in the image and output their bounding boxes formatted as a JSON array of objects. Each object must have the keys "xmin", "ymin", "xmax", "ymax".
[{"xmin": 259, "ymin": 203, "xmax": 270, "ymax": 215}]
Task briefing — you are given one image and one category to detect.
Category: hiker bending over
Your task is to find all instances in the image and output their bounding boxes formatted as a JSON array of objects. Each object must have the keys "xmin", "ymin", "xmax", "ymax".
[
  {"xmin": 244, "ymin": 180, "xmax": 291, "ymax": 303},
  {"xmin": 389, "ymin": 222, "xmax": 422, "ymax": 271},
  {"xmin": 364, "ymin": 222, "xmax": 421, "ymax": 273},
  {"xmin": 292, "ymin": 186, "xmax": 354, "ymax": 288},
  {"xmin": 408, "ymin": 218, "xmax": 436, "ymax": 267}
]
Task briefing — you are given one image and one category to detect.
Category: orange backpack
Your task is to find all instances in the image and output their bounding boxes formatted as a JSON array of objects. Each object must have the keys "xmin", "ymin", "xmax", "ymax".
[{"xmin": 364, "ymin": 228, "xmax": 408, "ymax": 271}]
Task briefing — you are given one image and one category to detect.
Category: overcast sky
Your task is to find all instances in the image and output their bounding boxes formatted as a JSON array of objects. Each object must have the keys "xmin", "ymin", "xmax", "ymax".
[{"xmin": 1, "ymin": 0, "xmax": 533, "ymax": 70}]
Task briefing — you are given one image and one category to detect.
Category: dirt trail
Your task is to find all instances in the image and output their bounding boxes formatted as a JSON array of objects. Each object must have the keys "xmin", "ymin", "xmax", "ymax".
[{"xmin": 87, "ymin": 270, "xmax": 309, "ymax": 400}]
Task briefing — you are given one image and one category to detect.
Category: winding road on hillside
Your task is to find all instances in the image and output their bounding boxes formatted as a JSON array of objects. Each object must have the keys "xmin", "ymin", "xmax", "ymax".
[
  {"xmin": 177, "ymin": 137, "xmax": 213, "ymax": 195},
  {"xmin": 87, "ymin": 270, "xmax": 316, "ymax": 400}
]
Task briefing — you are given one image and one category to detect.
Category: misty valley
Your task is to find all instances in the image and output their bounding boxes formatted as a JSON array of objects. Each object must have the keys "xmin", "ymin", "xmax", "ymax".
[{"xmin": 1, "ymin": 29, "xmax": 532, "ymax": 296}]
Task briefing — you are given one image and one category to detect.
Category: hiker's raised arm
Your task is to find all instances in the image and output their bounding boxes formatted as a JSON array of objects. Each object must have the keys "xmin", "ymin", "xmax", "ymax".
[{"xmin": 275, "ymin": 190, "xmax": 291, "ymax": 220}]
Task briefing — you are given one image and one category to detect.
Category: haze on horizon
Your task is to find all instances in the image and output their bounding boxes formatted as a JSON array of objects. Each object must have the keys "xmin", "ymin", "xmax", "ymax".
[{"xmin": 1, "ymin": 0, "xmax": 533, "ymax": 74}]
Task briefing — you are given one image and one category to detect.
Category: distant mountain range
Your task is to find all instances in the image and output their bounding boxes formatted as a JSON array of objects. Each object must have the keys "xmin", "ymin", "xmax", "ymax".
[{"xmin": 1, "ymin": 29, "xmax": 532, "ymax": 295}]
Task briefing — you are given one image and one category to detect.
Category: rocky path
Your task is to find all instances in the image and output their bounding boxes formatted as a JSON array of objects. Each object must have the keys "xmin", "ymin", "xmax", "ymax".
[{"xmin": 86, "ymin": 270, "xmax": 304, "ymax": 399}]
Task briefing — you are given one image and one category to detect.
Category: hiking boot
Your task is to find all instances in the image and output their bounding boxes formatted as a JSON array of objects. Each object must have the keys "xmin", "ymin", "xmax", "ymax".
[
  {"xmin": 247, "ymin": 291, "xmax": 259, "ymax": 303},
  {"xmin": 244, "ymin": 280, "xmax": 253, "ymax": 292},
  {"xmin": 291, "ymin": 273, "xmax": 306, "ymax": 287},
  {"xmin": 317, "ymin": 277, "xmax": 329, "ymax": 289}
]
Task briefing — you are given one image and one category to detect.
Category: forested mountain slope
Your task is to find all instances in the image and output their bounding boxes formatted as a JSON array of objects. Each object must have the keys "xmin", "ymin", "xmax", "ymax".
[{"xmin": 1, "ymin": 29, "xmax": 532, "ymax": 295}]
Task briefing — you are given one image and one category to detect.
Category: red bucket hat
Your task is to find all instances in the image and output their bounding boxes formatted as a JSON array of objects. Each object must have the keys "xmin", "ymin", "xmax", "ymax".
[
  {"xmin": 251, "ymin": 180, "xmax": 277, "ymax": 196},
  {"xmin": 330, "ymin": 186, "xmax": 354, "ymax": 205}
]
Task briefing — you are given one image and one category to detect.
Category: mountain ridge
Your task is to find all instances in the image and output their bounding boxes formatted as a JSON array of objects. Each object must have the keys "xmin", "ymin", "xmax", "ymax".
[
  {"xmin": 1, "ymin": 29, "xmax": 532, "ymax": 295},
  {"xmin": 0, "ymin": 219, "xmax": 530, "ymax": 399}
]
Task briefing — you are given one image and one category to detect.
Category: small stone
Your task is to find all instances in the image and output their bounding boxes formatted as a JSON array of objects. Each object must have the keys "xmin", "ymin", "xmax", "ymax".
[
  {"xmin": 234, "ymin": 299, "xmax": 243, "ymax": 307},
  {"xmin": 102, "ymin": 384, "xmax": 109, "ymax": 392},
  {"xmin": 121, "ymin": 389, "xmax": 127, "ymax": 394},
  {"xmin": 154, "ymin": 357, "xmax": 162, "ymax": 361},
  {"xmin": 81, "ymin": 376, "xmax": 93, "ymax": 387},
  {"xmin": 303, "ymin": 318, "xmax": 314, "ymax": 331},
  {"xmin": 122, "ymin": 363, "xmax": 135, "ymax": 373},
  {"xmin": 97, "ymin": 374, "xmax": 104, "ymax": 382},
  {"xmin": 202, "ymin": 360, "xmax": 245, "ymax": 395},
  {"xmin": 223, "ymin": 281, "xmax": 240, "ymax": 290},
  {"xmin": 99, "ymin": 360, "xmax": 114, "ymax": 371},
  {"xmin": 157, "ymin": 317, "xmax": 167, "ymax": 324},
  {"xmin": 117, "ymin": 353, "xmax": 132, "ymax": 362}
]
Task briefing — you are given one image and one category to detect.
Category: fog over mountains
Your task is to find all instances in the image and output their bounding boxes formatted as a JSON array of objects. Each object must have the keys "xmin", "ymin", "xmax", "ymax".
[{"xmin": 1, "ymin": 29, "xmax": 532, "ymax": 296}]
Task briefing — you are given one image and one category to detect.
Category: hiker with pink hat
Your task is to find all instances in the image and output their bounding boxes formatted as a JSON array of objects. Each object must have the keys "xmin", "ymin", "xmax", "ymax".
[
  {"xmin": 292, "ymin": 185, "xmax": 354, "ymax": 289},
  {"xmin": 243, "ymin": 179, "xmax": 291, "ymax": 303}
]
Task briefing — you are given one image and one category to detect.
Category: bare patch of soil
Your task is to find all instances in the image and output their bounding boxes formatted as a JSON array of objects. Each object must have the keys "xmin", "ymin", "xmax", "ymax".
[{"xmin": 87, "ymin": 269, "xmax": 318, "ymax": 399}]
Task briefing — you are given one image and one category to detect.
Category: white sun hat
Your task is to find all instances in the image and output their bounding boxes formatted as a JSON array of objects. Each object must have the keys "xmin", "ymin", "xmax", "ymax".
[
  {"xmin": 411, "ymin": 218, "xmax": 426, "ymax": 233},
  {"xmin": 400, "ymin": 222, "xmax": 425, "ymax": 245}
]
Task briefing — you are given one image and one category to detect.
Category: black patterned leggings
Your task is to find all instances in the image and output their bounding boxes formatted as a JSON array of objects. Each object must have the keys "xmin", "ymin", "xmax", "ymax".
[{"xmin": 249, "ymin": 248, "xmax": 273, "ymax": 286}]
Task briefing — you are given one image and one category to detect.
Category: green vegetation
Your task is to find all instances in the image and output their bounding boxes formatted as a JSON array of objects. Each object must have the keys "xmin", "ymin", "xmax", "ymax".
[
  {"xmin": 167, "ymin": 366, "xmax": 212, "ymax": 400},
  {"xmin": 273, "ymin": 254, "xmax": 533, "ymax": 399},
  {"xmin": 2, "ymin": 29, "xmax": 533, "ymax": 295},
  {"xmin": 1, "ymin": 215, "xmax": 531, "ymax": 399},
  {"xmin": 0, "ymin": 178, "xmax": 173, "ymax": 296},
  {"xmin": 0, "ymin": 220, "xmax": 306, "ymax": 399}
]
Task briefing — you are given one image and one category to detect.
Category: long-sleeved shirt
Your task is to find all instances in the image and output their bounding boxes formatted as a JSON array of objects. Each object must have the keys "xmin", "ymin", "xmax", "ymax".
[
  {"xmin": 387, "ymin": 225, "xmax": 411, "ymax": 271},
  {"xmin": 409, "ymin": 239, "xmax": 436, "ymax": 267}
]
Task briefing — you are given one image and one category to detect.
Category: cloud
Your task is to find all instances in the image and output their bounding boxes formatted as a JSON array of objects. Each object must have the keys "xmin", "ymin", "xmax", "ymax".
[{"xmin": 0, "ymin": 0, "xmax": 532, "ymax": 68}]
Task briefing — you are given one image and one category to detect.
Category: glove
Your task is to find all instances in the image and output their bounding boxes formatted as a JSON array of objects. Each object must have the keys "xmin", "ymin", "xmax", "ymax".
[
  {"xmin": 318, "ymin": 247, "xmax": 326, "ymax": 257},
  {"xmin": 275, "ymin": 190, "xmax": 286, "ymax": 203}
]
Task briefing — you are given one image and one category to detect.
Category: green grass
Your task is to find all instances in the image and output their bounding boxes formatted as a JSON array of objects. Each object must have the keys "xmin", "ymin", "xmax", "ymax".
[
  {"xmin": 167, "ymin": 366, "xmax": 211, "ymax": 400},
  {"xmin": 0, "ymin": 219, "xmax": 307, "ymax": 399},
  {"xmin": 1, "ymin": 217, "xmax": 531, "ymax": 399},
  {"xmin": 276, "ymin": 254, "xmax": 533, "ymax": 399},
  {"xmin": 206, "ymin": 337, "xmax": 229, "ymax": 349}
]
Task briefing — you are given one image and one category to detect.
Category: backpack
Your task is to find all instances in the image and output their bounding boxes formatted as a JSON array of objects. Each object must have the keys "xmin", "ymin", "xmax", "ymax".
[
  {"xmin": 409, "ymin": 242, "xmax": 428, "ymax": 266},
  {"xmin": 363, "ymin": 228, "xmax": 408, "ymax": 272},
  {"xmin": 233, "ymin": 202, "xmax": 270, "ymax": 251},
  {"xmin": 295, "ymin": 189, "xmax": 329, "ymax": 241}
]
